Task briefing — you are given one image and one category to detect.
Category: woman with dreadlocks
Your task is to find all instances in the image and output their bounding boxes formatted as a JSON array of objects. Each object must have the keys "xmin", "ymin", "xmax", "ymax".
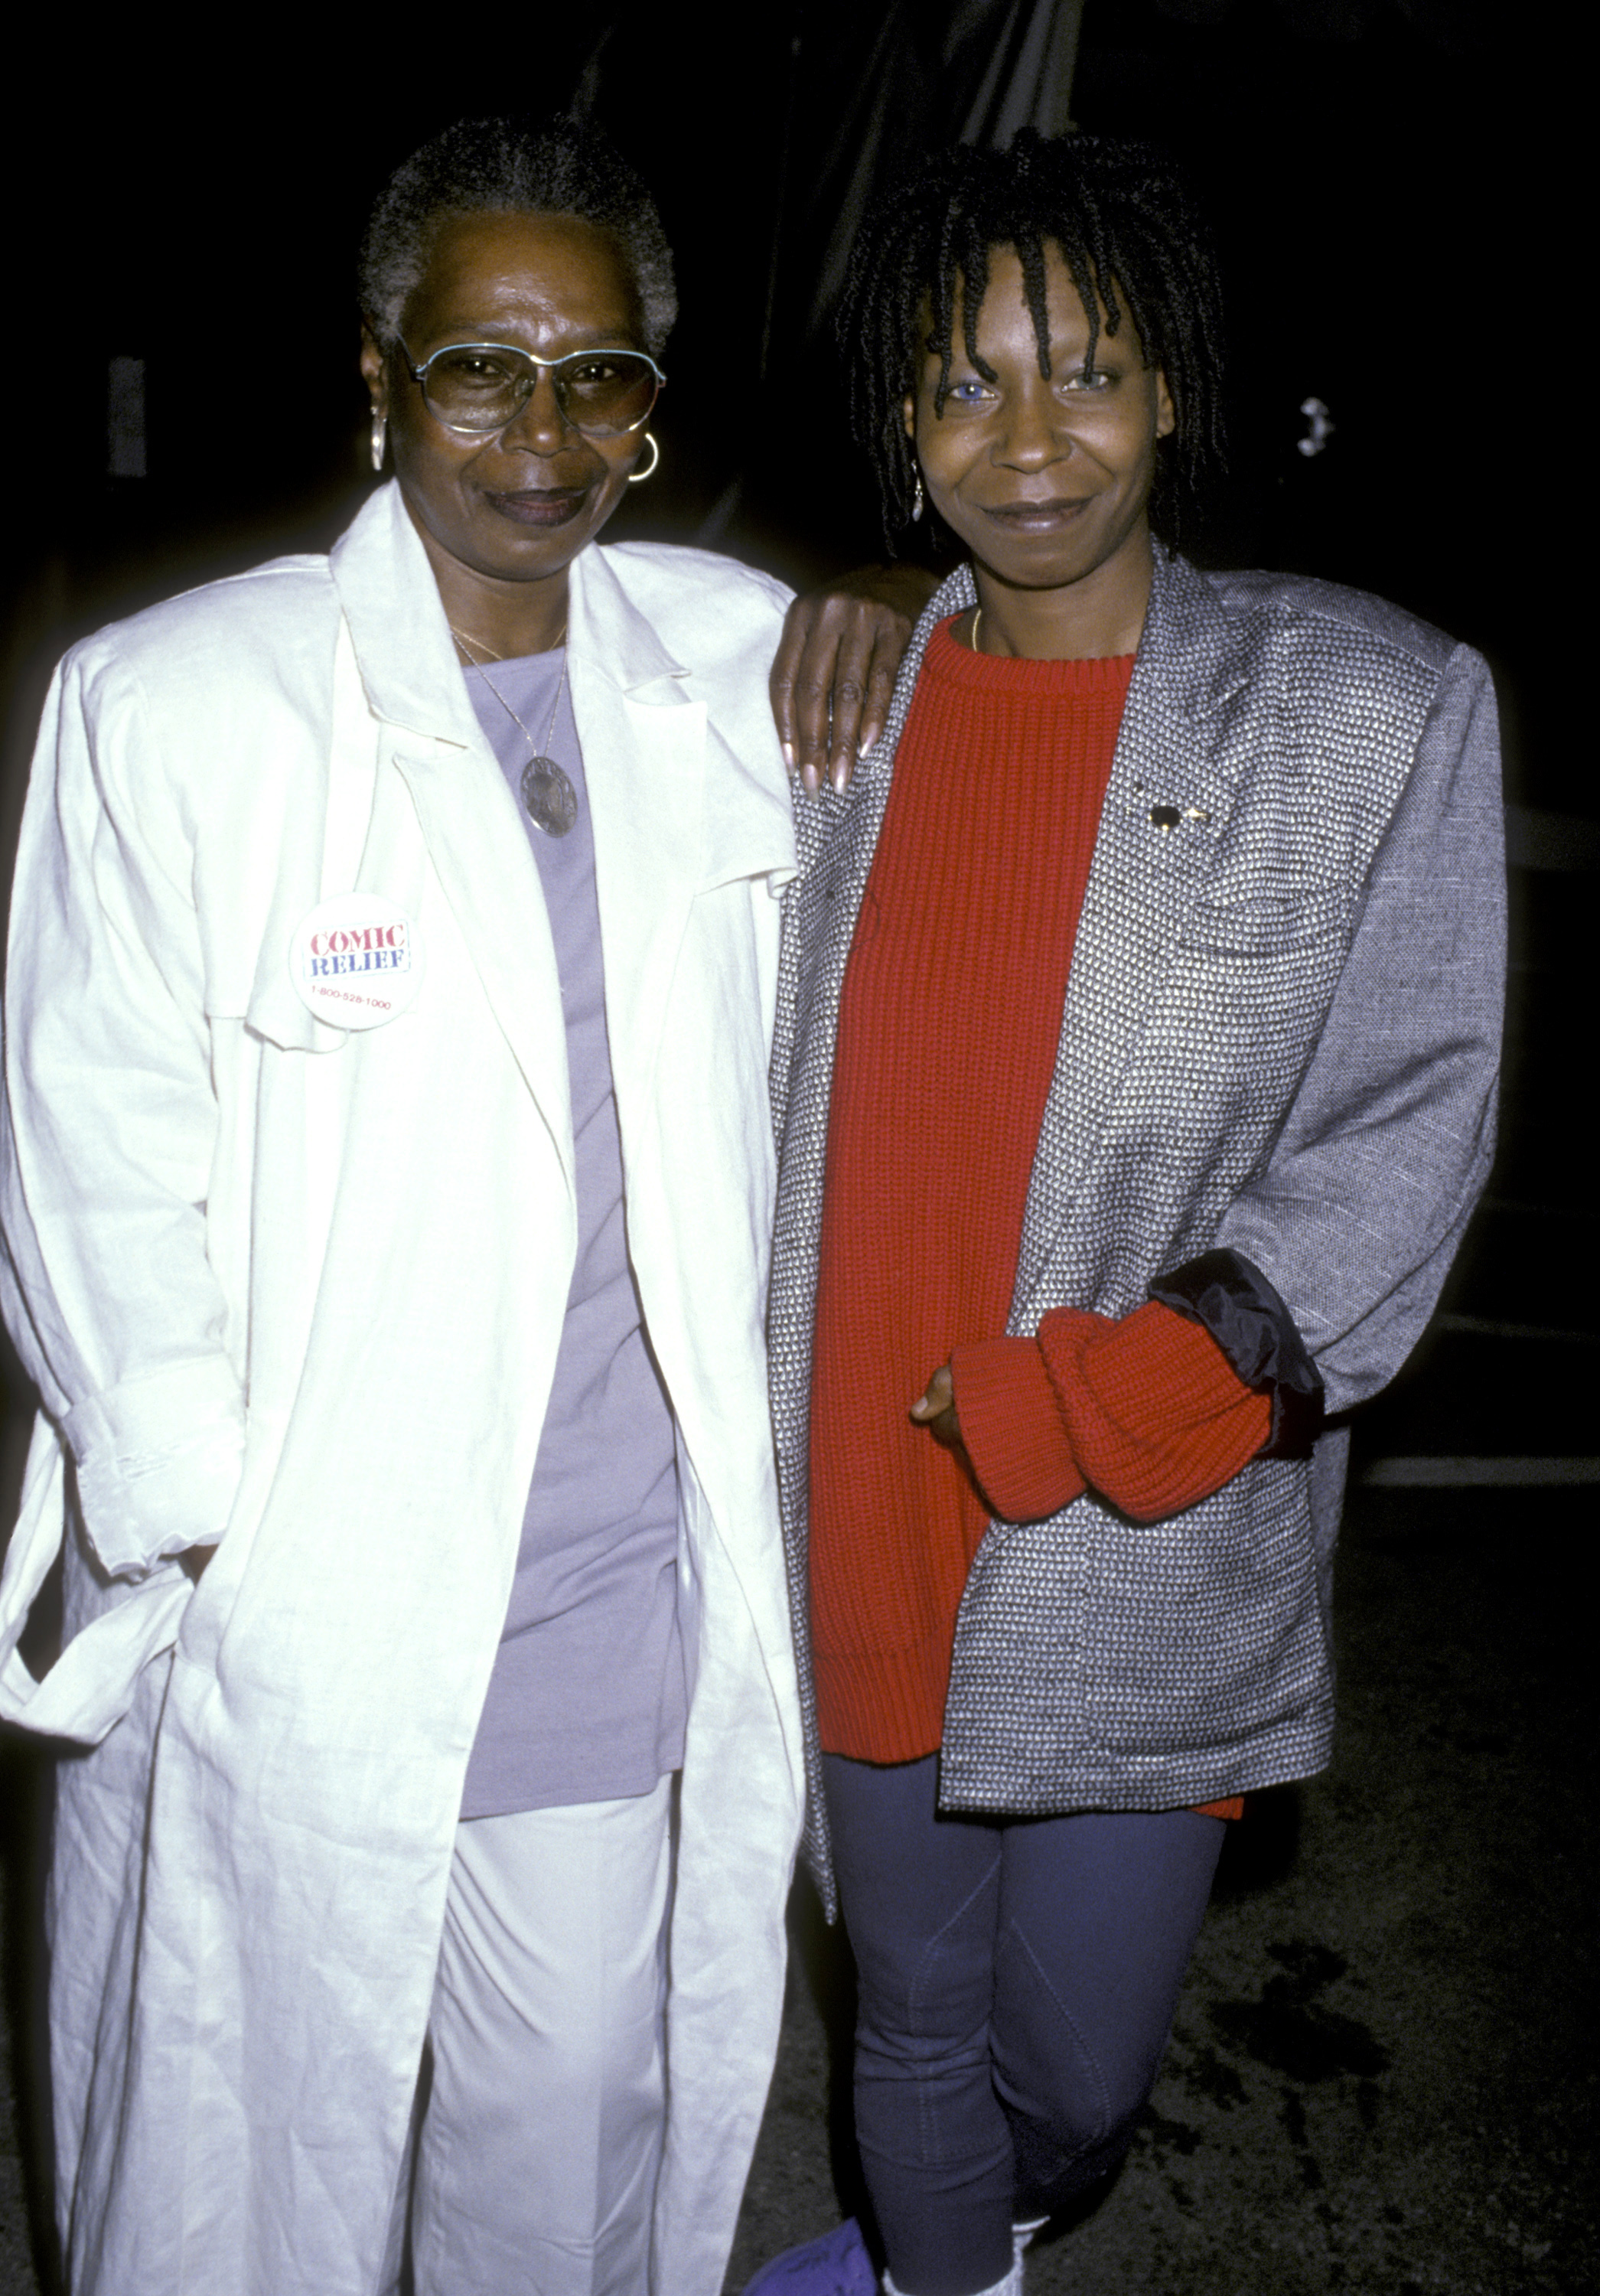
[{"xmin": 748, "ymin": 132, "xmax": 1503, "ymax": 2296}]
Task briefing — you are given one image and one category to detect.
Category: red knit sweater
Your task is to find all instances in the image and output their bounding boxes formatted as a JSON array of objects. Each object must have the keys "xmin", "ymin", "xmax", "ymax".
[{"xmin": 809, "ymin": 618, "xmax": 1268, "ymax": 1787}]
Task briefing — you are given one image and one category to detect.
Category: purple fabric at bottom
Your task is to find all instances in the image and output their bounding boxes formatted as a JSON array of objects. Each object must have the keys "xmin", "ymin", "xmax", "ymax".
[{"xmin": 741, "ymin": 2217, "xmax": 878, "ymax": 2294}]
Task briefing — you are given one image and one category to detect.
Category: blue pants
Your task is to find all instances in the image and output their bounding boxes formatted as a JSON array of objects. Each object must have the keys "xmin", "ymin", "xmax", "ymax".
[{"xmin": 823, "ymin": 1753, "xmax": 1224, "ymax": 2296}]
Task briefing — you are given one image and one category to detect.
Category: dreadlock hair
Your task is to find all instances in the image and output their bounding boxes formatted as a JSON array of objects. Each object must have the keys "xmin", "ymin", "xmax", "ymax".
[
  {"xmin": 359, "ymin": 116, "xmax": 677, "ymax": 358},
  {"xmin": 838, "ymin": 131, "xmax": 1227, "ymax": 551}
]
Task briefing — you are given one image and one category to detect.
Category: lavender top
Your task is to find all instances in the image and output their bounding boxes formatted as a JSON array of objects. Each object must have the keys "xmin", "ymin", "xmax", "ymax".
[{"xmin": 459, "ymin": 647, "xmax": 685, "ymax": 1818}]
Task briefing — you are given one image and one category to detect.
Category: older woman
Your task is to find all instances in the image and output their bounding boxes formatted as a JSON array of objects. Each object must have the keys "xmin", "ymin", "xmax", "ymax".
[
  {"xmin": 754, "ymin": 135, "xmax": 1503, "ymax": 2296},
  {"xmin": 0, "ymin": 116, "xmax": 909, "ymax": 2296}
]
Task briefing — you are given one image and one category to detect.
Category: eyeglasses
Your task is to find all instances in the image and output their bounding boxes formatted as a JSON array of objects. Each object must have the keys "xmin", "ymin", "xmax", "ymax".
[{"xmin": 398, "ymin": 338, "xmax": 665, "ymax": 439}]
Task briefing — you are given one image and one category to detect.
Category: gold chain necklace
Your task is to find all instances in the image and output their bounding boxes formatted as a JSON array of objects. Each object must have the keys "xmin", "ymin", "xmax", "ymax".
[{"xmin": 453, "ymin": 624, "xmax": 577, "ymax": 839}]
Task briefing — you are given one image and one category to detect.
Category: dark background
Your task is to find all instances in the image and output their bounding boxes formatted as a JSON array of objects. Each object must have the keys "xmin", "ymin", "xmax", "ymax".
[
  {"xmin": 2, "ymin": 8, "xmax": 1593, "ymax": 2292},
  {"xmin": 0, "ymin": 0, "xmax": 1576, "ymax": 826}
]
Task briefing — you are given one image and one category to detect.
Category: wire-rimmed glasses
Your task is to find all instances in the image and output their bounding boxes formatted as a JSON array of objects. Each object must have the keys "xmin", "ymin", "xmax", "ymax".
[{"xmin": 398, "ymin": 338, "xmax": 665, "ymax": 439}]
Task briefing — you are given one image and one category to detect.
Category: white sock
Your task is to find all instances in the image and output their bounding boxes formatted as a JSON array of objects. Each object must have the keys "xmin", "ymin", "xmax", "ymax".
[{"xmin": 883, "ymin": 2263, "xmax": 1022, "ymax": 2296}]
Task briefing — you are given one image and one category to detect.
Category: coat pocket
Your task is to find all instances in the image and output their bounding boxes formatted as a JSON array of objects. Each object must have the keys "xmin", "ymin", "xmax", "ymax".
[
  {"xmin": 1078, "ymin": 1461, "xmax": 1325, "ymax": 1756},
  {"xmin": 940, "ymin": 1463, "xmax": 1330, "ymax": 1810}
]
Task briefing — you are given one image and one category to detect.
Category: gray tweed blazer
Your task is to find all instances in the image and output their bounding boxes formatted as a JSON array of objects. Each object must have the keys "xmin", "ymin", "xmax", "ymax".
[{"xmin": 768, "ymin": 548, "xmax": 1504, "ymax": 1907}]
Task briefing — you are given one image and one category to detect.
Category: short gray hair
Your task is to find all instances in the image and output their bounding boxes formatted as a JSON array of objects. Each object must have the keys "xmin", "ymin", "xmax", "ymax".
[{"xmin": 358, "ymin": 115, "xmax": 677, "ymax": 357}]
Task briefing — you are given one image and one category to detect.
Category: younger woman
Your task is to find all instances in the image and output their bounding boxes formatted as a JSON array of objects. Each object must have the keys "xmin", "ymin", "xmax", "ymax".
[{"xmin": 752, "ymin": 132, "xmax": 1503, "ymax": 2296}]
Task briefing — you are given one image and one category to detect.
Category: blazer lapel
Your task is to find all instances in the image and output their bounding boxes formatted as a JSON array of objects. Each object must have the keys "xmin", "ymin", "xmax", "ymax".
[
  {"xmin": 1012, "ymin": 550, "xmax": 1252, "ymax": 1317},
  {"xmin": 781, "ymin": 566, "xmax": 976, "ymax": 1145},
  {"xmin": 768, "ymin": 568, "xmax": 974, "ymax": 1491}
]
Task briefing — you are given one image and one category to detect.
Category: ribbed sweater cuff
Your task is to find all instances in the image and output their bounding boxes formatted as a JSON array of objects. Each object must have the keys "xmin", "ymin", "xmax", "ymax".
[
  {"xmin": 1039, "ymin": 1300, "xmax": 1271, "ymax": 1522},
  {"xmin": 950, "ymin": 1331, "xmax": 1091, "ymax": 1523}
]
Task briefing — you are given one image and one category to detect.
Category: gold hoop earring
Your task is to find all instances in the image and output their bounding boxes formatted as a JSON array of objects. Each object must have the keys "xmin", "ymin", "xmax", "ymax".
[
  {"xmin": 370, "ymin": 408, "xmax": 387, "ymax": 474},
  {"xmin": 911, "ymin": 470, "xmax": 925, "ymax": 523},
  {"xmin": 627, "ymin": 432, "xmax": 661, "ymax": 484}
]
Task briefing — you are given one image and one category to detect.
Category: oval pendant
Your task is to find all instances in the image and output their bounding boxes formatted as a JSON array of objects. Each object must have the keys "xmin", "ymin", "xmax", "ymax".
[{"xmin": 520, "ymin": 755, "xmax": 578, "ymax": 838}]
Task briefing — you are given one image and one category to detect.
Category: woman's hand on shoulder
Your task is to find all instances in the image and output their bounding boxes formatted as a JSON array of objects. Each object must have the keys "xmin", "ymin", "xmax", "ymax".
[{"xmin": 771, "ymin": 564, "xmax": 938, "ymax": 797}]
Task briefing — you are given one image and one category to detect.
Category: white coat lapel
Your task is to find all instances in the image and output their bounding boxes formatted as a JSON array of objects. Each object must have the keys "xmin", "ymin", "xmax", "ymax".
[
  {"xmin": 570, "ymin": 547, "xmax": 797, "ymax": 1137},
  {"xmin": 568, "ymin": 549, "xmax": 706, "ymax": 1114},
  {"xmin": 330, "ymin": 484, "xmax": 575, "ymax": 1191},
  {"xmin": 1012, "ymin": 553, "xmax": 1251, "ymax": 1316},
  {"xmin": 387, "ymin": 745, "xmax": 574, "ymax": 1185}
]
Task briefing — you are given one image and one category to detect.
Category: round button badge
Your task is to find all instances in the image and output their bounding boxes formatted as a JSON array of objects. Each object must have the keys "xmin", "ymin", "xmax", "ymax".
[{"xmin": 288, "ymin": 895, "xmax": 425, "ymax": 1031}]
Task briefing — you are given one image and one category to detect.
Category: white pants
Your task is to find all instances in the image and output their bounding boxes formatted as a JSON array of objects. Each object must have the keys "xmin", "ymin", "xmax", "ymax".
[{"xmin": 379, "ymin": 1777, "xmax": 673, "ymax": 2296}]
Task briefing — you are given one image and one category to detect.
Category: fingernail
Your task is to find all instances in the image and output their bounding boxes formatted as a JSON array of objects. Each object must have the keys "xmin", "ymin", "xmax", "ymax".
[
  {"xmin": 831, "ymin": 758, "xmax": 849, "ymax": 794},
  {"xmin": 781, "ymin": 741, "xmax": 796, "ymax": 770}
]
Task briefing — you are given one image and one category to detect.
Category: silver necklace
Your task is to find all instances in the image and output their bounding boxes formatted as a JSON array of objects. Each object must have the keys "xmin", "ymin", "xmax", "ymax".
[{"xmin": 453, "ymin": 625, "xmax": 578, "ymax": 838}]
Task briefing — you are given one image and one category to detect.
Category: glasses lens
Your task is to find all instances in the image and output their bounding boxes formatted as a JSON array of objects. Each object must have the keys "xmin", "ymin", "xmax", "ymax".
[
  {"xmin": 553, "ymin": 351, "xmax": 659, "ymax": 436},
  {"xmin": 419, "ymin": 346, "xmax": 660, "ymax": 436},
  {"xmin": 422, "ymin": 347, "xmax": 532, "ymax": 432}
]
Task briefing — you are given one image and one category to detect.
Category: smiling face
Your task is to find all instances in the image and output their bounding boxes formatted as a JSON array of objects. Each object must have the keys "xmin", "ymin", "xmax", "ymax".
[
  {"xmin": 361, "ymin": 208, "xmax": 655, "ymax": 647},
  {"xmin": 905, "ymin": 241, "xmax": 1175, "ymax": 652}
]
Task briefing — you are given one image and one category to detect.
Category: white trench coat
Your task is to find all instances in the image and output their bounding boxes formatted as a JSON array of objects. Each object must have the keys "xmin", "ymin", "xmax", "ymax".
[{"xmin": 0, "ymin": 482, "xmax": 805, "ymax": 2295}]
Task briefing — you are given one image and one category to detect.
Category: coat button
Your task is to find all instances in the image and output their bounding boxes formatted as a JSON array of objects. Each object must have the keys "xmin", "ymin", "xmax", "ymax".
[{"xmin": 1149, "ymin": 804, "xmax": 1181, "ymax": 831}]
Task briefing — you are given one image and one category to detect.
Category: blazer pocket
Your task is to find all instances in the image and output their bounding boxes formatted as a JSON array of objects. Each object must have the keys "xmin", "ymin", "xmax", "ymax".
[
  {"xmin": 1084, "ymin": 1463, "xmax": 1326, "ymax": 1756},
  {"xmin": 1181, "ymin": 884, "xmax": 1352, "ymax": 958}
]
